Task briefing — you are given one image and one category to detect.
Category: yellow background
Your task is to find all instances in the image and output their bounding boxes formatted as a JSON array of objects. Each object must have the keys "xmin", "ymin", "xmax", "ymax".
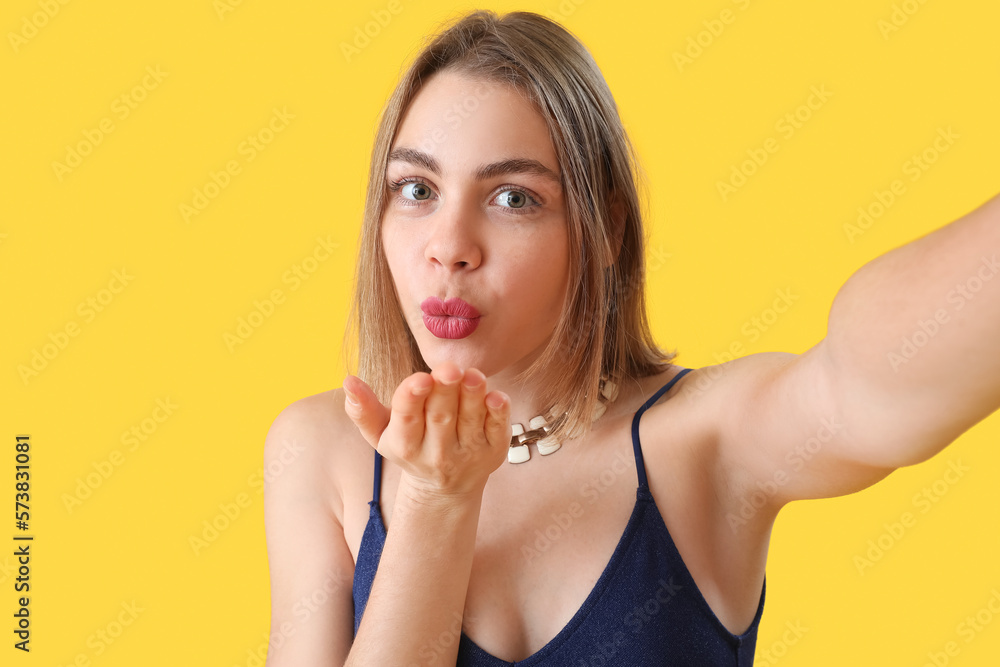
[{"xmin": 2, "ymin": 0, "xmax": 999, "ymax": 664}]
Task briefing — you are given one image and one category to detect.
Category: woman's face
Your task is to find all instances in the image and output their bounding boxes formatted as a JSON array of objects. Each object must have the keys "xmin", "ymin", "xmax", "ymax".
[{"xmin": 382, "ymin": 70, "xmax": 570, "ymax": 379}]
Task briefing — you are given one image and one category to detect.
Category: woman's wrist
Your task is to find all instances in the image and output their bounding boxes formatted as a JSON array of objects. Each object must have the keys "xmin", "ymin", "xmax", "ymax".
[{"xmin": 394, "ymin": 471, "xmax": 486, "ymax": 518}]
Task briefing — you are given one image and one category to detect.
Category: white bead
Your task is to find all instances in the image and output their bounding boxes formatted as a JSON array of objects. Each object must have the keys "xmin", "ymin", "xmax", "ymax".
[
  {"xmin": 537, "ymin": 437, "xmax": 561, "ymax": 455},
  {"xmin": 511, "ymin": 423, "xmax": 525, "ymax": 437},
  {"xmin": 591, "ymin": 401, "xmax": 607, "ymax": 421},
  {"xmin": 528, "ymin": 415, "xmax": 547, "ymax": 430},
  {"xmin": 508, "ymin": 444, "xmax": 530, "ymax": 464}
]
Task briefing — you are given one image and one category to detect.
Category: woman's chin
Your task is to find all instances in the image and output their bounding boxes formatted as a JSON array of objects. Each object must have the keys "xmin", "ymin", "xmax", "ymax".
[{"xmin": 416, "ymin": 344, "xmax": 498, "ymax": 377}]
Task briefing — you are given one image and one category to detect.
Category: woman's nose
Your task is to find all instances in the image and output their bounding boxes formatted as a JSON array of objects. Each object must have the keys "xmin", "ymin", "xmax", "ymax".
[{"xmin": 423, "ymin": 196, "xmax": 483, "ymax": 271}]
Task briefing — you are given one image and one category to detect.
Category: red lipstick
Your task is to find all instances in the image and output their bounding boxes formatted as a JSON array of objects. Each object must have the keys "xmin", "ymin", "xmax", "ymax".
[{"xmin": 420, "ymin": 297, "xmax": 481, "ymax": 339}]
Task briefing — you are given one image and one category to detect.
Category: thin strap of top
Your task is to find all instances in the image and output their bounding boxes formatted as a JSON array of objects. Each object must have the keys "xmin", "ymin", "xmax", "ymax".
[
  {"xmin": 372, "ymin": 366, "xmax": 694, "ymax": 504},
  {"xmin": 631, "ymin": 367, "xmax": 693, "ymax": 490},
  {"xmin": 371, "ymin": 451, "xmax": 383, "ymax": 506}
]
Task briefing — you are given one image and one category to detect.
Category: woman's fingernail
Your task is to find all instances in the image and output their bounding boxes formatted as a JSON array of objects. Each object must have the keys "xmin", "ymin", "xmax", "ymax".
[
  {"xmin": 487, "ymin": 393, "xmax": 506, "ymax": 410},
  {"xmin": 462, "ymin": 370, "xmax": 483, "ymax": 390}
]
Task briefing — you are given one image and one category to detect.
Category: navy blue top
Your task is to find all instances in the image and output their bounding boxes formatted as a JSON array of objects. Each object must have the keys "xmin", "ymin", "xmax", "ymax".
[{"xmin": 352, "ymin": 367, "xmax": 766, "ymax": 665}]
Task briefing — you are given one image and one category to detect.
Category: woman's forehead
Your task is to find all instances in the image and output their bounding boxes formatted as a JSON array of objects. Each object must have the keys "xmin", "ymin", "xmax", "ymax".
[{"xmin": 390, "ymin": 71, "xmax": 560, "ymax": 179}]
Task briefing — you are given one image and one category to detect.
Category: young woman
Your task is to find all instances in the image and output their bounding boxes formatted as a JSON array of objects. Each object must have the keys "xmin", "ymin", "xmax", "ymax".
[{"xmin": 263, "ymin": 9, "xmax": 1000, "ymax": 666}]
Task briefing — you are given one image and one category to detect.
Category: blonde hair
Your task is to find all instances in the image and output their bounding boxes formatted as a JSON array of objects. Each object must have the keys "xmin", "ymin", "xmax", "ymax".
[{"xmin": 343, "ymin": 9, "xmax": 677, "ymax": 444}]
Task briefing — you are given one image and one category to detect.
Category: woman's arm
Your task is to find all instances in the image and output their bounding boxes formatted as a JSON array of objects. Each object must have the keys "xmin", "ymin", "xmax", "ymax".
[
  {"xmin": 343, "ymin": 363, "xmax": 510, "ymax": 666},
  {"xmin": 699, "ymin": 190, "xmax": 1000, "ymax": 517},
  {"xmin": 824, "ymin": 190, "xmax": 1000, "ymax": 465},
  {"xmin": 263, "ymin": 398, "xmax": 356, "ymax": 665},
  {"xmin": 348, "ymin": 479, "xmax": 484, "ymax": 666}
]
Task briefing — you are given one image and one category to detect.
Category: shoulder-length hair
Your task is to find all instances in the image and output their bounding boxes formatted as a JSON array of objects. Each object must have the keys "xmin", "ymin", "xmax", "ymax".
[{"xmin": 344, "ymin": 9, "xmax": 676, "ymax": 444}]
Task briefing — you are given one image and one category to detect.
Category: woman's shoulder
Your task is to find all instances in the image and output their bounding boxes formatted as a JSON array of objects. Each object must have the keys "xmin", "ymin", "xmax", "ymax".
[
  {"xmin": 621, "ymin": 362, "xmax": 705, "ymax": 420},
  {"xmin": 641, "ymin": 352, "xmax": 799, "ymax": 422},
  {"xmin": 636, "ymin": 352, "xmax": 801, "ymax": 536},
  {"xmin": 634, "ymin": 352, "xmax": 801, "ymax": 491},
  {"xmin": 263, "ymin": 389, "xmax": 364, "ymax": 659},
  {"xmin": 263, "ymin": 387, "xmax": 372, "ymax": 526},
  {"xmin": 633, "ymin": 356, "xmax": 790, "ymax": 634}
]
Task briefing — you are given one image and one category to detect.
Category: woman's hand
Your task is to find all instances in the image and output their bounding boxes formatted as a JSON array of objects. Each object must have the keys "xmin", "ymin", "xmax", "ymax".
[{"xmin": 342, "ymin": 361, "xmax": 511, "ymax": 501}]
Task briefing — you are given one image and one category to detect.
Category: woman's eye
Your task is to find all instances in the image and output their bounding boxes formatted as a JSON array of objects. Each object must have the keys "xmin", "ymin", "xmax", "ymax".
[
  {"xmin": 496, "ymin": 190, "xmax": 530, "ymax": 209},
  {"xmin": 389, "ymin": 179, "xmax": 539, "ymax": 215},
  {"xmin": 401, "ymin": 182, "xmax": 433, "ymax": 200}
]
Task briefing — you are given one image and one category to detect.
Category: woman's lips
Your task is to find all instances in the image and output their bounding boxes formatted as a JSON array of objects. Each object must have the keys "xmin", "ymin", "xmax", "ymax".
[
  {"xmin": 422, "ymin": 314, "xmax": 480, "ymax": 339},
  {"xmin": 420, "ymin": 297, "xmax": 481, "ymax": 339},
  {"xmin": 420, "ymin": 296, "xmax": 481, "ymax": 318}
]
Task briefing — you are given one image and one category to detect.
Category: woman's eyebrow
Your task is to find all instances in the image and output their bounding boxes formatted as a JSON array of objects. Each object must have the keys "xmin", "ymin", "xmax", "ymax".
[{"xmin": 387, "ymin": 147, "xmax": 561, "ymax": 186}]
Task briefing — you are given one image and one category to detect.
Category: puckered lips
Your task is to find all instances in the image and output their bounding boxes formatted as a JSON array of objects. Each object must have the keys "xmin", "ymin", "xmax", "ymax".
[{"xmin": 420, "ymin": 296, "xmax": 481, "ymax": 339}]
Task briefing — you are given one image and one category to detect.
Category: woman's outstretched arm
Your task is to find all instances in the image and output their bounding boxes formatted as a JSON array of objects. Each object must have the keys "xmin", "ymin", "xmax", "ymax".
[
  {"xmin": 690, "ymin": 190, "xmax": 1000, "ymax": 517},
  {"xmin": 343, "ymin": 362, "xmax": 510, "ymax": 667},
  {"xmin": 823, "ymin": 190, "xmax": 1000, "ymax": 466}
]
